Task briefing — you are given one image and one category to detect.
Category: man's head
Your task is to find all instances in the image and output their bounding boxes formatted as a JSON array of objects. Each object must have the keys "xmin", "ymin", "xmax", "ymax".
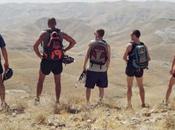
[
  {"xmin": 131, "ymin": 30, "xmax": 141, "ymax": 41},
  {"xmin": 95, "ymin": 29, "xmax": 105, "ymax": 39},
  {"xmin": 48, "ymin": 18, "xmax": 57, "ymax": 29}
]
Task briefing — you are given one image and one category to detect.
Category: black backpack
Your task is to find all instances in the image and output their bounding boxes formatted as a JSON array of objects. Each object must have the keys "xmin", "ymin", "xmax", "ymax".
[
  {"xmin": 42, "ymin": 29, "xmax": 63, "ymax": 61},
  {"xmin": 131, "ymin": 42, "xmax": 149, "ymax": 69}
]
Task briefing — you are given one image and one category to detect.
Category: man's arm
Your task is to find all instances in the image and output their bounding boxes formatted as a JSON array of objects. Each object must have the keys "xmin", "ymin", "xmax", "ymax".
[
  {"xmin": 123, "ymin": 43, "xmax": 132, "ymax": 63},
  {"xmin": 106, "ymin": 44, "xmax": 111, "ymax": 70},
  {"xmin": 145, "ymin": 45, "xmax": 151, "ymax": 61},
  {"xmin": 1, "ymin": 47, "xmax": 9, "ymax": 70},
  {"xmin": 0, "ymin": 35, "xmax": 9, "ymax": 70},
  {"xmin": 33, "ymin": 32, "xmax": 46, "ymax": 59},
  {"xmin": 83, "ymin": 44, "xmax": 91, "ymax": 71},
  {"xmin": 62, "ymin": 33, "xmax": 76, "ymax": 52},
  {"xmin": 170, "ymin": 56, "xmax": 175, "ymax": 74}
]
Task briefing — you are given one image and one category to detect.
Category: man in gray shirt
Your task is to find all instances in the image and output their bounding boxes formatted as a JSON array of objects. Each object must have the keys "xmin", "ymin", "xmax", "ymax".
[{"xmin": 83, "ymin": 29, "xmax": 111, "ymax": 104}]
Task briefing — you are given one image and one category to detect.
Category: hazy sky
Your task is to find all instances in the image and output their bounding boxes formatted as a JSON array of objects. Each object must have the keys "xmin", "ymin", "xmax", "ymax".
[{"xmin": 0, "ymin": 0, "xmax": 174, "ymax": 3}]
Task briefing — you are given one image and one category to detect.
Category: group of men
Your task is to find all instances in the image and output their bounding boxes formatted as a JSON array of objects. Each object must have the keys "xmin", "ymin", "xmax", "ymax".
[{"xmin": 0, "ymin": 17, "xmax": 175, "ymax": 111}]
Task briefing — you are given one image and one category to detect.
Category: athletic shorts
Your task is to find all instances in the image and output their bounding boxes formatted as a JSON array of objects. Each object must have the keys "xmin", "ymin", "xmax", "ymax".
[
  {"xmin": 40, "ymin": 59, "xmax": 63, "ymax": 75},
  {"xmin": 85, "ymin": 70, "xmax": 108, "ymax": 89},
  {"xmin": 0, "ymin": 62, "xmax": 3, "ymax": 74},
  {"xmin": 125, "ymin": 64, "xmax": 144, "ymax": 78}
]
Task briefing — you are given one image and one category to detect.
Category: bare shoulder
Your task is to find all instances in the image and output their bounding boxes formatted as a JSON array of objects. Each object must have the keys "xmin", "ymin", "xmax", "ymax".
[
  {"xmin": 106, "ymin": 43, "xmax": 111, "ymax": 49},
  {"xmin": 126, "ymin": 42, "xmax": 132, "ymax": 48},
  {"xmin": 88, "ymin": 40, "xmax": 95, "ymax": 47},
  {"xmin": 39, "ymin": 31, "xmax": 47, "ymax": 39},
  {"xmin": 62, "ymin": 32, "xmax": 70, "ymax": 37},
  {"xmin": 88, "ymin": 42, "xmax": 93, "ymax": 48}
]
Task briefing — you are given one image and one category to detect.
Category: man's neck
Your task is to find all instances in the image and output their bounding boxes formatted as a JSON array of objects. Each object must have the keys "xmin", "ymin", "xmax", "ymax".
[
  {"xmin": 133, "ymin": 39, "xmax": 140, "ymax": 44},
  {"xmin": 96, "ymin": 37, "xmax": 103, "ymax": 40},
  {"xmin": 50, "ymin": 27, "xmax": 56, "ymax": 30}
]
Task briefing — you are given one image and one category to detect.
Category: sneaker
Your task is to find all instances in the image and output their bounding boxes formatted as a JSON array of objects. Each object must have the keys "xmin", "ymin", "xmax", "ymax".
[
  {"xmin": 34, "ymin": 97, "xmax": 40, "ymax": 106},
  {"xmin": 142, "ymin": 104, "xmax": 150, "ymax": 108},
  {"xmin": 0, "ymin": 102, "xmax": 10, "ymax": 112},
  {"xmin": 162, "ymin": 100, "xmax": 168, "ymax": 106},
  {"xmin": 126, "ymin": 104, "xmax": 133, "ymax": 110}
]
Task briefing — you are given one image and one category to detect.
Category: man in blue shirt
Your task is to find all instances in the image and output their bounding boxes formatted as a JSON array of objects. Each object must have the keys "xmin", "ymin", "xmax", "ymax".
[{"xmin": 0, "ymin": 34, "xmax": 10, "ymax": 110}]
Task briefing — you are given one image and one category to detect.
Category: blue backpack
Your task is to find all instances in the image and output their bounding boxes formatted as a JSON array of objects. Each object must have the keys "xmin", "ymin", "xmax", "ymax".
[{"xmin": 131, "ymin": 42, "xmax": 149, "ymax": 69}]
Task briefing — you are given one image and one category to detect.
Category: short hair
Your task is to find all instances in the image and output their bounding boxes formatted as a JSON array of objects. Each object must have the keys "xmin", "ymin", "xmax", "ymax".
[
  {"xmin": 48, "ymin": 17, "xmax": 57, "ymax": 25},
  {"xmin": 96, "ymin": 29, "xmax": 105, "ymax": 37},
  {"xmin": 132, "ymin": 30, "xmax": 141, "ymax": 38}
]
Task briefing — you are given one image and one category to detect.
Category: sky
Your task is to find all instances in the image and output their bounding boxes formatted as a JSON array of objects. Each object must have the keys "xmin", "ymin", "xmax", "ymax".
[{"xmin": 0, "ymin": 0, "xmax": 174, "ymax": 3}]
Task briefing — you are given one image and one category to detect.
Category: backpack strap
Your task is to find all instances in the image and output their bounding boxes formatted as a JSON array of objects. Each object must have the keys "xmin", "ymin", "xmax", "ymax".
[
  {"xmin": 46, "ymin": 28, "xmax": 63, "ymax": 46},
  {"xmin": 130, "ymin": 42, "xmax": 144, "ymax": 56}
]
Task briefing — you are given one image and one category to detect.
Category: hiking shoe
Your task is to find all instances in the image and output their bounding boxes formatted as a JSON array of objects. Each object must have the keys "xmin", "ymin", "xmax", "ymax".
[
  {"xmin": 3, "ymin": 68, "xmax": 13, "ymax": 81},
  {"xmin": 126, "ymin": 104, "xmax": 133, "ymax": 110},
  {"xmin": 34, "ymin": 97, "xmax": 40, "ymax": 106},
  {"xmin": 142, "ymin": 104, "xmax": 150, "ymax": 108},
  {"xmin": 0, "ymin": 102, "xmax": 10, "ymax": 112},
  {"xmin": 97, "ymin": 98, "xmax": 103, "ymax": 105},
  {"xmin": 62, "ymin": 55, "xmax": 74, "ymax": 65},
  {"xmin": 161, "ymin": 100, "xmax": 168, "ymax": 106}
]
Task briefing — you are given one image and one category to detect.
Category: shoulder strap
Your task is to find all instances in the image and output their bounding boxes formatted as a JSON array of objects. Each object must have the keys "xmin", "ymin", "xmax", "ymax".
[
  {"xmin": 45, "ymin": 28, "xmax": 61, "ymax": 34},
  {"xmin": 98, "ymin": 39, "xmax": 107, "ymax": 45}
]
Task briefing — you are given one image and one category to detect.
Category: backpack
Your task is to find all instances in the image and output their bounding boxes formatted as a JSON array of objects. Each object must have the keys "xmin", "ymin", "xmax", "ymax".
[
  {"xmin": 131, "ymin": 42, "xmax": 149, "ymax": 69},
  {"xmin": 89, "ymin": 40, "xmax": 108, "ymax": 69},
  {"xmin": 42, "ymin": 29, "xmax": 63, "ymax": 61}
]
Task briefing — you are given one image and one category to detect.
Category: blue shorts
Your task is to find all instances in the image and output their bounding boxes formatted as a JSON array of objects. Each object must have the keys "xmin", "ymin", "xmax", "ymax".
[{"xmin": 85, "ymin": 70, "xmax": 108, "ymax": 89}]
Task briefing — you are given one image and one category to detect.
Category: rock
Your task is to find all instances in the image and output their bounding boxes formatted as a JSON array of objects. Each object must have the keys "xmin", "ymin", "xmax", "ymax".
[
  {"xmin": 143, "ymin": 112, "xmax": 151, "ymax": 117},
  {"xmin": 67, "ymin": 105, "xmax": 81, "ymax": 114},
  {"xmin": 87, "ymin": 119, "xmax": 92, "ymax": 123},
  {"xmin": 12, "ymin": 112, "xmax": 16, "ymax": 117},
  {"xmin": 47, "ymin": 116, "xmax": 66, "ymax": 128}
]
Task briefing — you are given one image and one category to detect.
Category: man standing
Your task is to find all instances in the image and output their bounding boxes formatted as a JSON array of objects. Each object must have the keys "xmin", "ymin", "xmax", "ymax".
[
  {"xmin": 165, "ymin": 56, "xmax": 175, "ymax": 105},
  {"xmin": 33, "ymin": 18, "xmax": 76, "ymax": 105},
  {"xmin": 0, "ymin": 34, "xmax": 10, "ymax": 110},
  {"xmin": 123, "ymin": 30, "xmax": 151, "ymax": 109},
  {"xmin": 83, "ymin": 29, "xmax": 111, "ymax": 104}
]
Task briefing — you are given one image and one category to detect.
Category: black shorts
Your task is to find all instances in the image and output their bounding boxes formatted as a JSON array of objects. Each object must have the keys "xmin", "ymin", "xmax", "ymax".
[
  {"xmin": 85, "ymin": 70, "xmax": 108, "ymax": 89},
  {"xmin": 125, "ymin": 64, "xmax": 144, "ymax": 78},
  {"xmin": 40, "ymin": 59, "xmax": 63, "ymax": 75},
  {"xmin": 0, "ymin": 62, "xmax": 3, "ymax": 74}
]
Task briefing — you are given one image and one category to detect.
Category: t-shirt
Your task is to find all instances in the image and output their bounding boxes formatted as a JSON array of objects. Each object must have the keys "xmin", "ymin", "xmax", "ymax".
[
  {"xmin": 0, "ymin": 34, "xmax": 6, "ymax": 48},
  {"xmin": 87, "ymin": 40, "xmax": 108, "ymax": 72}
]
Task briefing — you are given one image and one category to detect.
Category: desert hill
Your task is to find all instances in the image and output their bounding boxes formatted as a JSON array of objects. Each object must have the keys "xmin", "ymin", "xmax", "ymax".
[{"xmin": 0, "ymin": 1, "xmax": 175, "ymax": 130}]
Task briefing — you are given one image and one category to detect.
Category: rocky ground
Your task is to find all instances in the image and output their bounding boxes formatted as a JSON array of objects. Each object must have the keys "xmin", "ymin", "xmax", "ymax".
[{"xmin": 1, "ymin": 89, "xmax": 175, "ymax": 130}]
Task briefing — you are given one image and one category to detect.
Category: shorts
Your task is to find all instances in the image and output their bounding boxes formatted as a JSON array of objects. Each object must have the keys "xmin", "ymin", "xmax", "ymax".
[
  {"xmin": 40, "ymin": 59, "xmax": 63, "ymax": 75},
  {"xmin": 85, "ymin": 70, "xmax": 108, "ymax": 89},
  {"xmin": 125, "ymin": 63, "xmax": 144, "ymax": 78},
  {"xmin": 0, "ymin": 62, "xmax": 3, "ymax": 74}
]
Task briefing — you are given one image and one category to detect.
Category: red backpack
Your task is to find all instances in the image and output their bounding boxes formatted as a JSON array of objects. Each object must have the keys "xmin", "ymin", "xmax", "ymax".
[
  {"xmin": 89, "ymin": 40, "xmax": 108, "ymax": 69},
  {"xmin": 44, "ymin": 30, "xmax": 63, "ymax": 61}
]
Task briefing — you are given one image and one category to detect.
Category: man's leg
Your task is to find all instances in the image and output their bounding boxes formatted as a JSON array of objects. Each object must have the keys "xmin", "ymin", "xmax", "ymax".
[
  {"xmin": 54, "ymin": 74, "xmax": 61, "ymax": 104},
  {"xmin": 36, "ymin": 70, "xmax": 46, "ymax": 100},
  {"xmin": 165, "ymin": 76, "xmax": 175, "ymax": 104},
  {"xmin": 0, "ymin": 75, "xmax": 6, "ymax": 104},
  {"xmin": 86, "ymin": 88, "xmax": 91, "ymax": 104},
  {"xmin": 99, "ymin": 88, "xmax": 104, "ymax": 102},
  {"xmin": 136, "ymin": 77, "xmax": 145, "ymax": 107},
  {"xmin": 127, "ymin": 76, "xmax": 134, "ymax": 108}
]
